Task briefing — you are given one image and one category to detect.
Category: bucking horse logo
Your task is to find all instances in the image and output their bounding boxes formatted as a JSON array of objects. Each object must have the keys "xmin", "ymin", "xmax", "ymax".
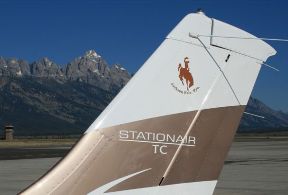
[{"xmin": 178, "ymin": 57, "xmax": 194, "ymax": 90}]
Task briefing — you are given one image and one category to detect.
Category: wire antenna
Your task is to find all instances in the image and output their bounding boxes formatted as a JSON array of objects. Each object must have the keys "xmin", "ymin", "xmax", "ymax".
[
  {"xmin": 257, "ymin": 62, "xmax": 280, "ymax": 72},
  {"xmin": 189, "ymin": 33, "xmax": 281, "ymax": 72},
  {"xmin": 244, "ymin": 112, "xmax": 265, "ymax": 119},
  {"xmin": 196, "ymin": 34, "xmax": 288, "ymax": 42}
]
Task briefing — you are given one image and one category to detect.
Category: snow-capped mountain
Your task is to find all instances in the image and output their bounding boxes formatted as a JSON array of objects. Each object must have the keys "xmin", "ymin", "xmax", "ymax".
[{"xmin": 0, "ymin": 51, "xmax": 287, "ymax": 135}]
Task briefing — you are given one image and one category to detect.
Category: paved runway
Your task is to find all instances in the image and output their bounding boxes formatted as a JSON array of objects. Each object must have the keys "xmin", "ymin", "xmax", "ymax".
[
  {"xmin": 0, "ymin": 147, "xmax": 70, "ymax": 160},
  {"xmin": 0, "ymin": 140, "xmax": 287, "ymax": 195},
  {"xmin": 215, "ymin": 140, "xmax": 288, "ymax": 195}
]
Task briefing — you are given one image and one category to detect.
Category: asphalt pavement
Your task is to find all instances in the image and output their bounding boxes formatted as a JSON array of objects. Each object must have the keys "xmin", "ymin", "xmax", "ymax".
[{"xmin": 0, "ymin": 140, "xmax": 287, "ymax": 195}]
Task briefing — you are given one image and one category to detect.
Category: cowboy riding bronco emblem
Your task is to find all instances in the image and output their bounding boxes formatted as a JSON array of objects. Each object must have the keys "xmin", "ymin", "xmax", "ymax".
[
  {"xmin": 178, "ymin": 57, "xmax": 194, "ymax": 90},
  {"xmin": 171, "ymin": 57, "xmax": 199, "ymax": 95}
]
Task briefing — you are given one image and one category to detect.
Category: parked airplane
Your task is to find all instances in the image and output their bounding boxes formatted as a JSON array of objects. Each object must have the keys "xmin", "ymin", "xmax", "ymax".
[{"xmin": 20, "ymin": 10, "xmax": 276, "ymax": 195}]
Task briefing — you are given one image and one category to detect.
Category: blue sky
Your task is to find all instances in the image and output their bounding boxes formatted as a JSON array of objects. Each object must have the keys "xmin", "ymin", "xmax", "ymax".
[{"xmin": 0, "ymin": 0, "xmax": 287, "ymax": 112}]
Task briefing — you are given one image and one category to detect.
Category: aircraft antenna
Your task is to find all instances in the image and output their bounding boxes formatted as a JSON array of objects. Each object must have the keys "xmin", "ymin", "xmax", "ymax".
[{"xmin": 196, "ymin": 34, "xmax": 288, "ymax": 42}]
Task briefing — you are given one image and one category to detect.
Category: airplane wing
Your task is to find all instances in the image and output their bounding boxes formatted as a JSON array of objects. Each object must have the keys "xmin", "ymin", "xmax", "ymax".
[{"xmin": 20, "ymin": 11, "xmax": 276, "ymax": 195}]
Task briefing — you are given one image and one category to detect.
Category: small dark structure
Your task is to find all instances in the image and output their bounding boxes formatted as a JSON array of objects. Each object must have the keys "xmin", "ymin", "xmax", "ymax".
[{"xmin": 4, "ymin": 125, "xmax": 14, "ymax": 141}]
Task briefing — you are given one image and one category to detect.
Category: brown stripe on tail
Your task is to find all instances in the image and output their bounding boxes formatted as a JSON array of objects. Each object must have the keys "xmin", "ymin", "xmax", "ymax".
[
  {"xmin": 161, "ymin": 105, "xmax": 245, "ymax": 185},
  {"xmin": 21, "ymin": 106, "xmax": 245, "ymax": 195}
]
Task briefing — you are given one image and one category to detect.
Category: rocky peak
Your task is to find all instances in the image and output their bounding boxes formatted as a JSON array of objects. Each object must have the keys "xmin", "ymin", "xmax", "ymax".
[
  {"xmin": 0, "ymin": 57, "xmax": 30, "ymax": 77},
  {"xmin": 109, "ymin": 64, "xmax": 130, "ymax": 89},
  {"xmin": 0, "ymin": 51, "xmax": 132, "ymax": 90},
  {"xmin": 65, "ymin": 50, "xmax": 110, "ymax": 81},
  {"xmin": 84, "ymin": 50, "xmax": 101, "ymax": 60},
  {"xmin": 30, "ymin": 57, "xmax": 63, "ymax": 78},
  {"xmin": 239, "ymin": 97, "xmax": 288, "ymax": 130},
  {"xmin": 111, "ymin": 64, "xmax": 130, "ymax": 77},
  {"xmin": 42, "ymin": 57, "xmax": 53, "ymax": 66},
  {"xmin": 111, "ymin": 64, "xmax": 126, "ymax": 71}
]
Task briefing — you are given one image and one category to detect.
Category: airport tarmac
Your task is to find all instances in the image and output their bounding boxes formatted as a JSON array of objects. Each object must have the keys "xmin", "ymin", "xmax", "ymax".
[{"xmin": 0, "ymin": 140, "xmax": 287, "ymax": 195}]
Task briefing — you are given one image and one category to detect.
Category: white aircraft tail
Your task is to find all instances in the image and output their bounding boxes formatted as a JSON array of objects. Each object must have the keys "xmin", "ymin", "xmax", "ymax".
[{"xmin": 20, "ymin": 12, "xmax": 276, "ymax": 195}]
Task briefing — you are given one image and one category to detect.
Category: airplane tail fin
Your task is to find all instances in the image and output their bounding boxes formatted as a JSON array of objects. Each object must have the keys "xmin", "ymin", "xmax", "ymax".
[{"xmin": 21, "ymin": 12, "xmax": 276, "ymax": 195}]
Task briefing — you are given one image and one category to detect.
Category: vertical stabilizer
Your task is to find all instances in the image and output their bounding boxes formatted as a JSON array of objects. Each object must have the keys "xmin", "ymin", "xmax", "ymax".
[{"xmin": 21, "ymin": 12, "xmax": 276, "ymax": 195}]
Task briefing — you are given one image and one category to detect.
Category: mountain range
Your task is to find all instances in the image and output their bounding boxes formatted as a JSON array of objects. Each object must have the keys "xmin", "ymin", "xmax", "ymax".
[{"xmin": 0, "ymin": 50, "xmax": 287, "ymax": 135}]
